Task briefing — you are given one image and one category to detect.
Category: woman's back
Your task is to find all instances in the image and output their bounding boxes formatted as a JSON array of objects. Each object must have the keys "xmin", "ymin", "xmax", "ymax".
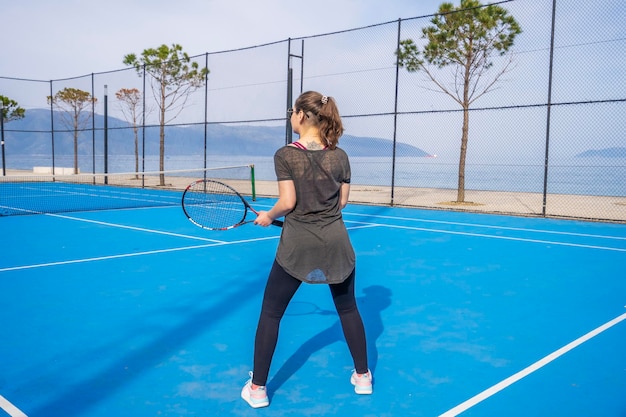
[{"xmin": 274, "ymin": 146, "xmax": 350, "ymax": 224}]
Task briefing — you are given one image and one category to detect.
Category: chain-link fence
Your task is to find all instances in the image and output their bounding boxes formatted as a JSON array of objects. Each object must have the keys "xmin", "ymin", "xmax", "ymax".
[{"xmin": 1, "ymin": 0, "xmax": 624, "ymax": 222}]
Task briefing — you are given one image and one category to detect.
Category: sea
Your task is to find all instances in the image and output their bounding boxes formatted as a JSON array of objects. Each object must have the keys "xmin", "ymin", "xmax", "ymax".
[{"xmin": 4, "ymin": 154, "xmax": 625, "ymax": 197}]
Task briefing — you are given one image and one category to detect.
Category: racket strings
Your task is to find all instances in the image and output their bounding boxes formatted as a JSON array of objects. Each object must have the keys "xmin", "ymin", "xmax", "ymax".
[{"xmin": 184, "ymin": 181, "xmax": 247, "ymax": 229}]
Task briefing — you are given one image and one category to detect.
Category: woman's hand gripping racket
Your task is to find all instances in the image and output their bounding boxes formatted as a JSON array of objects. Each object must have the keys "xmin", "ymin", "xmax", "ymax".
[{"xmin": 182, "ymin": 179, "xmax": 283, "ymax": 230}]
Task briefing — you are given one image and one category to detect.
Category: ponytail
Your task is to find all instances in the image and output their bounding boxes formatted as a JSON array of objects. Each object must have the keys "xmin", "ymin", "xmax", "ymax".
[{"xmin": 294, "ymin": 91, "xmax": 344, "ymax": 149}]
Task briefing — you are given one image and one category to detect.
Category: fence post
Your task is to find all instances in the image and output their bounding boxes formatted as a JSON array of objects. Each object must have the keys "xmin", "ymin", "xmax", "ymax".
[
  {"xmin": 204, "ymin": 53, "xmax": 209, "ymax": 175},
  {"xmin": 542, "ymin": 0, "xmax": 558, "ymax": 216},
  {"xmin": 104, "ymin": 84, "xmax": 109, "ymax": 184},
  {"xmin": 49, "ymin": 80, "xmax": 56, "ymax": 177},
  {"xmin": 0, "ymin": 100, "xmax": 5, "ymax": 176},
  {"xmin": 391, "ymin": 18, "xmax": 403, "ymax": 206},
  {"xmin": 286, "ymin": 39, "xmax": 304, "ymax": 145},
  {"xmin": 299, "ymin": 40, "xmax": 304, "ymax": 94},
  {"xmin": 286, "ymin": 39, "xmax": 294, "ymax": 145},
  {"xmin": 141, "ymin": 64, "xmax": 146, "ymax": 188},
  {"xmin": 91, "ymin": 73, "xmax": 96, "ymax": 178}
]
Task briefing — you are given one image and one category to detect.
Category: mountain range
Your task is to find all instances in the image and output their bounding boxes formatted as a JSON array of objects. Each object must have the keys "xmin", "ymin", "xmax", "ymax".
[
  {"xmin": 575, "ymin": 147, "xmax": 626, "ymax": 158},
  {"xmin": 6, "ymin": 110, "xmax": 623, "ymax": 159},
  {"xmin": 3, "ymin": 109, "xmax": 432, "ymax": 158}
]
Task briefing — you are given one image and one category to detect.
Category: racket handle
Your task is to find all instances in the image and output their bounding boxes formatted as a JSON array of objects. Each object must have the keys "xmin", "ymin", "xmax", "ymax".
[{"xmin": 272, "ymin": 219, "xmax": 284, "ymax": 227}]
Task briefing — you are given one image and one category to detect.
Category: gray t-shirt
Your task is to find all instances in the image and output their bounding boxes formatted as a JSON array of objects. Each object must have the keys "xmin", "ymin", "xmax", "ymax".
[{"xmin": 273, "ymin": 145, "xmax": 355, "ymax": 284}]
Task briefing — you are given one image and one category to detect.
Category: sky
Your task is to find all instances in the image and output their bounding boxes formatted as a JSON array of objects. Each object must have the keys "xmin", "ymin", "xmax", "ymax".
[
  {"xmin": 2, "ymin": 0, "xmax": 623, "ymax": 161},
  {"xmin": 1, "ymin": 0, "xmax": 442, "ymax": 80}
]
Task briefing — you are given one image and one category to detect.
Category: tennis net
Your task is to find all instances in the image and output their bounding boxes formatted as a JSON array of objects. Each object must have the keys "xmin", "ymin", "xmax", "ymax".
[{"xmin": 0, "ymin": 165, "xmax": 255, "ymax": 216}]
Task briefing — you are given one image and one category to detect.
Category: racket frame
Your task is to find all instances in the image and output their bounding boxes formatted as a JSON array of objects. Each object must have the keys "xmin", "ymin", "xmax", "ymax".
[{"xmin": 182, "ymin": 179, "xmax": 283, "ymax": 230}]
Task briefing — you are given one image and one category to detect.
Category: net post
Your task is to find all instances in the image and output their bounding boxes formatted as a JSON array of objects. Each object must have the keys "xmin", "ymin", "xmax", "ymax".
[
  {"xmin": 104, "ymin": 85, "xmax": 109, "ymax": 185},
  {"xmin": 0, "ymin": 100, "xmax": 5, "ymax": 176},
  {"xmin": 250, "ymin": 164, "xmax": 256, "ymax": 201}
]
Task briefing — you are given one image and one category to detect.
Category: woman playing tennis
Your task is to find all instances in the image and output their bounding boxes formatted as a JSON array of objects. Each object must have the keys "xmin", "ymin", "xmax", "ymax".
[{"xmin": 241, "ymin": 91, "xmax": 371, "ymax": 408}]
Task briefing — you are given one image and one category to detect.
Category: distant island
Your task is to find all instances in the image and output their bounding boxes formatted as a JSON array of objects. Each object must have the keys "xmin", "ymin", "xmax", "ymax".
[
  {"xmin": 576, "ymin": 147, "xmax": 626, "ymax": 158},
  {"xmin": 3, "ymin": 109, "xmax": 433, "ymax": 158}
]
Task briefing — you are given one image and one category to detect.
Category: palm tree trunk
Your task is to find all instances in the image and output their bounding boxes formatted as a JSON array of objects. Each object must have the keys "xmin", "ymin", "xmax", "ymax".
[
  {"xmin": 134, "ymin": 126, "xmax": 139, "ymax": 180},
  {"xmin": 73, "ymin": 117, "xmax": 79, "ymax": 175},
  {"xmin": 457, "ymin": 106, "xmax": 470, "ymax": 202},
  {"xmin": 159, "ymin": 86, "xmax": 166, "ymax": 186},
  {"xmin": 74, "ymin": 132, "xmax": 79, "ymax": 175},
  {"xmin": 159, "ymin": 126, "xmax": 165, "ymax": 185}
]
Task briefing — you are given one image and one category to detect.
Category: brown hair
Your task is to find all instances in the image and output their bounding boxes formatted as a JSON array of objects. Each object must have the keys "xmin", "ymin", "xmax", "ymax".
[{"xmin": 294, "ymin": 91, "xmax": 344, "ymax": 149}]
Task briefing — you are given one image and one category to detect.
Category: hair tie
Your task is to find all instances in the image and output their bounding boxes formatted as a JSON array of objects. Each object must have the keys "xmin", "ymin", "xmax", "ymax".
[{"xmin": 321, "ymin": 95, "xmax": 328, "ymax": 105}]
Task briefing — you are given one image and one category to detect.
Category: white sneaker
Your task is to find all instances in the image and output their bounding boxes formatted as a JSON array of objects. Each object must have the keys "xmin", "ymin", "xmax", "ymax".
[
  {"xmin": 241, "ymin": 372, "xmax": 269, "ymax": 408},
  {"xmin": 350, "ymin": 370, "xmax": 373, "ymax": 394}
]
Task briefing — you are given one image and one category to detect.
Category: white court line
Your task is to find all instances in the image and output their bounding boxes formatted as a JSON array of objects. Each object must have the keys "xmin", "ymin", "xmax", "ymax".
[
  {"xmin": 42, "ymin": 211, "xmax": 626, "ymax": 253},
  {"xmin": 439, "ymin": 311, "xmax": 626, "ymax": 417},
  {"xmin": 0, "ymin": 395, "xmax": 28, "ymax": 417},
  {"xmin": 0, "ymin": 243, "xmax": 224, "ymax": 272},
  {"xmin": 2, "ymin": 216, "xmax": 623, "ymax": 272},
  {"xmin": 47, "ymin": 213, "xmax": 225, "ymax": 243},
  {"xmin": 344, "ymin": 220, "xmax": 626, "ymax": 253},
  {"xmin": 3, "ymin": 208, "xmax": 620, "ymax": 272},
  {"xmin": 0, "ymin": 221, "xmax": 379, "ymax": 272},
  {"xmin": 345, "ymin": 212, "xmax": 626, "ymax": 241},
  {"xmin": 0, "ymin": 235, "xmax": 281, "ymax": 273}
]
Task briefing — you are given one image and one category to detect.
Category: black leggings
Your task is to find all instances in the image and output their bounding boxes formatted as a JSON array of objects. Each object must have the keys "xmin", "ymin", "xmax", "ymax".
[{"xmin": 252, "ymin": 260, "xmax": 368, "ymax": 386}]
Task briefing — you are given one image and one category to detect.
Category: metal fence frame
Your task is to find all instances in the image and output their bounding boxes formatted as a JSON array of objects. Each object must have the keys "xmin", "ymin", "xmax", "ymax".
[{"xmin": 1, "ymin": 0, "xmax": 624, "ymax": 222}]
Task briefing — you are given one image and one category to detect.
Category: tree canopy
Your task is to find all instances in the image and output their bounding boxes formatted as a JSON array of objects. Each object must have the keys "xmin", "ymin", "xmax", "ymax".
[
  {"xmin": 0, "ymin": 95, "xmax": 26, "ymax": 123},
  {"xmin": 47, "ymin": 87, "xmax": 97, "ymax": 174},
  {"xmin": 116, "ymin": 88, "xmax": 143, "ymax": 177},
  {"xmin": 123, "ymin": 44, "xmax": 208, "ymax": 122},
  {"xmin": 397, "ymin": 0, "xmax": 521, "ymax": 202},
  {"xmin": 123, "ymin": 44, "xmax": 209, "ymax": 184}
]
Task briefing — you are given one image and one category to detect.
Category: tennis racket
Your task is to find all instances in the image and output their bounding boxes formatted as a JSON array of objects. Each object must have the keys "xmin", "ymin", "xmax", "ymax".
[{"xmin": 182, "ymin": 179, "xmax": 283, "ymax": 230}]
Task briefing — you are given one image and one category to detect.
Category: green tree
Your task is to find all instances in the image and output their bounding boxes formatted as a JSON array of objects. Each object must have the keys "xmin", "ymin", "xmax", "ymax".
[
  {"xmin": 116, "ymin": 88, "xmax": 143, "ymax": 179},
  {"xmin": 397, "ymin": 0, "xmax": 521, "ymax": 203},
  {"xmin": 123, "ymin": 44, "xmax": 209, "ymax": 186},
  {"xmin": 47, "ymin": 88, "xmax": 97, "ymax": 175},
  {"xmin": 0, "ymin": 95, "xmax": 26, "ymax": 122},
  {"xmin": 1, "ymin": 95, "xmax": 25, "ymax": 175}
]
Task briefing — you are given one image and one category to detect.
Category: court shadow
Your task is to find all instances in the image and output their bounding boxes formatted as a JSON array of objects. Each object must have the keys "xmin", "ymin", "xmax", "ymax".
[
  {"xmin": 25, "ymin": 271, "xmax": 269, "ymax": 417},
  {"xmin": 267, "ymin": 285, "xmax": 392, "ymax": 394}
]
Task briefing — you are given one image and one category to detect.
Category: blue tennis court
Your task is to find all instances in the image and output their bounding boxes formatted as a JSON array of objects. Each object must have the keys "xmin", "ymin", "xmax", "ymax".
[{"xmin": 1, "ymin": 194, "xmax": 625, "ymax": 416}]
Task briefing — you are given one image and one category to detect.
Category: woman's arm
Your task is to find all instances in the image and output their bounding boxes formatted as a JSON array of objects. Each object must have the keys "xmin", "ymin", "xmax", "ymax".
[
  {"xmin": 339, "ymin": 182, "xmax": 350, "ymax": 210},
  {"xmin": 254, "ymin": 180, "xmax": 296, "ymax": 226}
]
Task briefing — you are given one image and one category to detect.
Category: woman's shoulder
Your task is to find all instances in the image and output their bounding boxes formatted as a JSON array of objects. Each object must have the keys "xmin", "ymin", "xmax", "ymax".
[
  {"xmin": 328, "ymin": 146, "xmax": 349, "ymax": 160},
  {"xmin": 275, "ymin": 145, "xmax": 298, "ymax": 156},
  {"xmin": 275, "ymin": 144, "xmax": 348, "ymax": 158}
]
